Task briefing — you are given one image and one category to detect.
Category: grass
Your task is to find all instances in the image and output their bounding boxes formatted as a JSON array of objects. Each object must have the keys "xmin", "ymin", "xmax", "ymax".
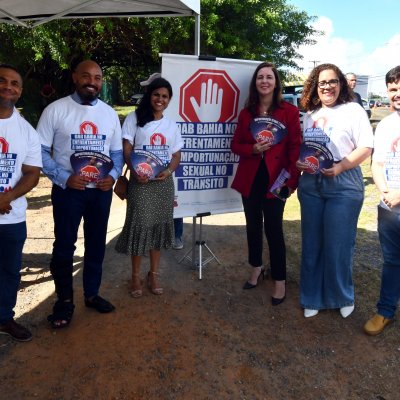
[{"xmin": 114, "ymin": 105, "xmax": 136, "ymax": 123}]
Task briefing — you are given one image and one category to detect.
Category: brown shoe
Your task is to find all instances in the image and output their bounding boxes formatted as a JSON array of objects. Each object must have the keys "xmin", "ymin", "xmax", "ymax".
[
  {"xmin": 0, "ymin": 319, "xmax": 32, "ymax": 342},
  {"xmin": 364, "ymin": 314, "xmax": 392, "ymax": 336}
]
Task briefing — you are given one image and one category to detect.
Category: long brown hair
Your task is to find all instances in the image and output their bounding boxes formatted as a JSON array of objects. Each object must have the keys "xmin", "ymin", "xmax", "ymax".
[
  {"xmin": 300, "ymin": 63, "xmax": 353, "ymax": 112},
  {"xmin": 245, "ymin": 61, "xmax": 283, "ymax": 116}
]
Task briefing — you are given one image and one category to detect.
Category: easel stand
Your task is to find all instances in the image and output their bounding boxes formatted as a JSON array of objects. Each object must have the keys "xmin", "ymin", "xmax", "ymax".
[{"xmin": 178, "ymin": 212, "xmax": 221, "ymax": 279}]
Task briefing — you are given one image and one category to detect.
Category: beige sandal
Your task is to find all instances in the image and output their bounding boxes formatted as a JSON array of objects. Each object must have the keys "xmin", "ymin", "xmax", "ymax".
[
  {"xmin": 130, "ymin": 274, "xmax": 142, "ymax": 298},
  {"xmin": 147, "ymin": 271, "xmax": 163, "ymax": 295}
]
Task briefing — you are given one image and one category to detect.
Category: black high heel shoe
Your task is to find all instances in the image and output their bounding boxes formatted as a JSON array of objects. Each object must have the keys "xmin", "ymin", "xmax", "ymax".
[
  {"xmin": 271, "ymin": 280, "xmax": 286, "ymax": 306},
  {"xmin": 243, "ymin": 267, "xmax": 265, "ymax": 290}
]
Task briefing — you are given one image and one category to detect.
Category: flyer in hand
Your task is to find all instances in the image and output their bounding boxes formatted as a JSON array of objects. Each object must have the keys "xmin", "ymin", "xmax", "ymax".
[
  {"xmin": 250, "ymin": 117, "xmax": 288, "ymax": 145},
  {"xmin": 70, "ymin": 151, "xmax": 114, "ymax": 182},
  {"xmin": 299, "ymin": 141, "xmax": 334, "ymax": 174},
  {"xmin": 270, "ymin": 168, "xmax": 291, "ymax": 201},
  {"xmin": 131, "ymin": 150, "xmax": 166, "ymax": 179}
]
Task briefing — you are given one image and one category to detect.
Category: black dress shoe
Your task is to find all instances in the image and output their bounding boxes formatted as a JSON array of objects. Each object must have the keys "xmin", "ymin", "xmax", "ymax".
[
  {"xmin": 243, "ymin": 268, "xmax": 265, "ymax": 290},
  {"xmin": 271, "ymin": 296, "xmax": 286, "ymax": 306},
  {"xmin": 85, "ymin": 295, "xmax": 115, "ymax": 313}
]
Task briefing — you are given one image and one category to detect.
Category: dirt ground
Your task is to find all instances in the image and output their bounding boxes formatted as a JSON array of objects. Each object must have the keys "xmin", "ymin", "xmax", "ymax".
[{"xmin": 1, "ymin": 170, "xmax": 399, "ymax": 400}]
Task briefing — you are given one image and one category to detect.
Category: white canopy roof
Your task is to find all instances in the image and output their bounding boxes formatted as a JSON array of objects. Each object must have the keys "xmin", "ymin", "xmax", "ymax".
[{"xmin": 0, "ymin": 0, "xmax": 200, "ymax": 27}]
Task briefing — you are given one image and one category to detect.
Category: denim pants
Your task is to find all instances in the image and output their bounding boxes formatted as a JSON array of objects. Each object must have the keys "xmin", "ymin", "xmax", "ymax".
[
  {"xmin": 376, "ymin": 206, "xmax": 400, "ymax": 319},
  {"xmin": 50, "ymin": 185, "xmax": 112, "ymax": 301},
  {"xmin": 242, "ymin": 161, "xmax": 286, "ymax": 281},
  {"xmin": 0, "ymin": 222, "xmax": 27, "ymax": 324},
  {"xmin": 298, "ymin": 167, "xmax": 364, "ymax": 310}
]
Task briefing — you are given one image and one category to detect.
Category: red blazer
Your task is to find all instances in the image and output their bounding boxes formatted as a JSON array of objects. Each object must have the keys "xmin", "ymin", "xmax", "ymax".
[{"xmin": 231, "ymin": 101, "xmax": 302, "ymax": 198}]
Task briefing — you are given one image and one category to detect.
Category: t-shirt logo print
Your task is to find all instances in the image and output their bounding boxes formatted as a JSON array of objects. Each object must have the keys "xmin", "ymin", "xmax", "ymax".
[
  {"xmin": 150, "ymin": 133, "xmax": 166, "ymax": 145},
  {"xmin": 80, "ymin": 121, "xmax": 98, "ymax": 135},
  {"xmin": 0, "ymin": 137, "xmax": 9, "ymax": 153},
  {"xmin": 0, "ymin": 137, "xmax": 13, "ymax": 192}
]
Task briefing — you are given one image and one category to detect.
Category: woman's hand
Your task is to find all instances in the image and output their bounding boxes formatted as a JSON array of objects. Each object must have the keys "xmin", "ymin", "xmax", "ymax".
[
  {"xmin": 253, "ymin": 140, "xmax": 272, "ymax": 155},
  {"xmin": 321, "ymin": 162, "xmax": 344, "ymax": 177},
  {"xmin": 382, "ymin": 189, "xmax": 400, "ymax": 208},
  {"xmin": 295, "ymin": 159, "xmax": 309, "ymax": 172},
  {"xmin": 131, "ymin": 169, "xmax": 149, "ymax": 184},
  {"xmin": 155, "ymin": 169, "xmax": 171, "ymax": 181}
]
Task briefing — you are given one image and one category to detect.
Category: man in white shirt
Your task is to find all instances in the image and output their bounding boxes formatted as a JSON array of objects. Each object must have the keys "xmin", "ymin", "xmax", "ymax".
[
  {"xmin": 37, "ymin": 60, "xmax": 123, "ymax": 329},
  {"xmin": 0, "ymin": 65, "xmax": 42, "ymax": 342},
  {"xmin": 364, "ymin": 65, "xmax": 400, "ymax": 335}
]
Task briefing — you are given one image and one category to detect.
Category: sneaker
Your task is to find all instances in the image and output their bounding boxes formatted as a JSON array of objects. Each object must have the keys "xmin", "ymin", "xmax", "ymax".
[
  {"xmin": 0, "ymin": 319, "xmax": 32, "ymax": 342},
  {"xmin": 364, "ymin": 314, "xmax": 392, "ymax": 336},
  {"xmin": 304, "ymin": 309, "xmax": 319, "ymax": 318},
  {"xmin": 173, "ymin": 238, "xmax": 183, "ymax": 250},
  {"xmin": 340, "ymin": 305, "xmax": 355, "ymax": 318}
]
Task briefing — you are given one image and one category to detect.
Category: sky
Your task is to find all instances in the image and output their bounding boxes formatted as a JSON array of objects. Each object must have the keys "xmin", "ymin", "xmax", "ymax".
[{"xmin": 287, "ymin": 0, "xmax": 400, "ymax": 96}]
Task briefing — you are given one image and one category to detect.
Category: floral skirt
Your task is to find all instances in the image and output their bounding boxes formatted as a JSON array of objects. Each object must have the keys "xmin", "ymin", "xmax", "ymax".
[{"xmin": 115, "ymin": 176, "xmax": 174, "ymax": 256}]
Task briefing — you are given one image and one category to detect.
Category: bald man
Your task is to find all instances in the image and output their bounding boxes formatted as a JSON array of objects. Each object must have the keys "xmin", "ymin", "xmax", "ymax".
[{"xmin": 37, "ymin": 60, "xmax": 123, "ymax": 329}]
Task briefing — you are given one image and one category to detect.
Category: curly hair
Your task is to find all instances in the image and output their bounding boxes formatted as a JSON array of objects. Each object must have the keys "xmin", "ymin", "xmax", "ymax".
[
  {"xmin": 245, "ymin": 61, "xmax": 283, "ymax": 116},
  {"xmin": 300, "ymin": 63, "xmax": 353, "ymax": 112},
  {"xmin": 136, "ymin": 77, "xmax": 173, "ymax": 127}
]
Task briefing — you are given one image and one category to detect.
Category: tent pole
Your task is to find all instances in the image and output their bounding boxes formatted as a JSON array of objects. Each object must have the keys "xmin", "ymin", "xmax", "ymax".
[{"xmin": 194, "ymin": 13, "xmax": 200, "ymax": 56}]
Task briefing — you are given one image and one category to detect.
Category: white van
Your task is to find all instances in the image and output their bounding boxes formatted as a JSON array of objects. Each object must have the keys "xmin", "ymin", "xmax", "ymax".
[{"xmin": 282, "ymin": 93, "xmax": 305, "ymax": 129}]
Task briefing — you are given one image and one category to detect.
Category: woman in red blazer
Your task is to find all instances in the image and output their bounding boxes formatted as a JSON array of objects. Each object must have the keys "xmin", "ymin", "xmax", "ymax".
[{"xmin": 231, "ymin": 61, "xmax": 301, "ymax": 305}]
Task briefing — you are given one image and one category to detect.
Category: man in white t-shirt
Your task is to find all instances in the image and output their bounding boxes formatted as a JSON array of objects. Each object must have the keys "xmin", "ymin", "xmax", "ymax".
[
  {"xmin": 37, "ymin": 60, "xmax": 123, "ymax": 329},
  {"xmin": 364, "ymin": 65, "xmax": 400, "ymax": 336},
  {"xmin": 0, "ymin": 65, "xmax": 42, "ymax": 342}
]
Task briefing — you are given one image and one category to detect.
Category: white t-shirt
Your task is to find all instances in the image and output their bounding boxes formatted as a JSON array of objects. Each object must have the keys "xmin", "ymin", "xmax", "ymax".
[
  {"xmin": 0, "ymin": 109, "xmax": 42, "ymax": 224},
  {"xmin": 37, "ymin": 96, "xmax": 122, "ymax": 186},
  {"xmin": 303, "ymin": 102, "xmax": 373, "ymax": 161},
  {"xmin": 122, "ymin": 112, "xmax": 183, "ymax": 164},
  {"xmin": 373, "ymin": 111, "xmax": 400, "ymax": 213}
]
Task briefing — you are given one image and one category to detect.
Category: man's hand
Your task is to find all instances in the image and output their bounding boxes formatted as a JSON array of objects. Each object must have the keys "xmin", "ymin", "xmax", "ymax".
[
  {"xmin": 0, "ymin": 192, "xmax": 12, "ymax": 214},
  {"xmin": 96, "ymin": 175, "xmax": 114, "ymax": 191},
  {"xmin": 66, "ymin": 175, "xmax": 90, "ymax": 190}
]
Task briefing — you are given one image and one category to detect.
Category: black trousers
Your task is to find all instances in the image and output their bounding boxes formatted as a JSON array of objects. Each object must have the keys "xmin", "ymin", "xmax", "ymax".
[{"xmin": 242, "ymin": 160, "xmax": 286, "ymax": 281}]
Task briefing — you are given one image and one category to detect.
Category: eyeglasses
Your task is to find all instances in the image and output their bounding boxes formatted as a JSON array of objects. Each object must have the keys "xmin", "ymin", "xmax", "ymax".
[{"xmin": 318, "ymin": 79, "xmax": 339, "ymax": 89}]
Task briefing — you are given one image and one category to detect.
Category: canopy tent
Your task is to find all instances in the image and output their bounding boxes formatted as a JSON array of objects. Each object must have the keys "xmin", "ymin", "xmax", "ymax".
[
  {"xmin": 0, "ymin": 0, "xmax": 200, "ymax": 53},
  {"xmin": 0, "ymin": 0, "xmax": 200, "ymax": 26}
]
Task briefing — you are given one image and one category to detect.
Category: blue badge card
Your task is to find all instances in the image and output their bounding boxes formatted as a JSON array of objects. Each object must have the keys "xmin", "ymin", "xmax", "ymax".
[
  {"xmin": 70, "ymin": 151, "xmax": 114, "ymax": 182},
  {"xmin": 250, "ymin": 117, "xmax": 288, "ymax": 145},
  {"xmin": 299, "ymin": 141, "xmax": 334, "ymax": 174},
  {"xmin": 131, "ymin": 150, "xmax": 166, "ymax": 180}
]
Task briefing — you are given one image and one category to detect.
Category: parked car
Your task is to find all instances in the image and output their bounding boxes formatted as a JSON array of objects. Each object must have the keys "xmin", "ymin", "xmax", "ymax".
[
  {"xmin": 362, "ymin": 98, "xmax": 371, "ymax": 119},
  {"xmin": 130, "ymin": 93, "xmax": 143, "ymax": 105},
  {"xmin": 283, "ymin": 93, "xmax": 305, "ymax": 129},
  {"xmin": 369, "ymin": 99, "xmax": 381, "ymax": 108}
]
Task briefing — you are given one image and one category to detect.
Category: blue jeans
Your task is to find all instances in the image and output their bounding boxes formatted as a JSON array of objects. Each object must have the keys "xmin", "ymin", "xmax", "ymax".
[
  {"xmin": 376, "ymin": 206, "xmax": 400, "ymax": 319},
  {"xmin": 0, "ymin": 222, "xmax": 27, "ymax": 324},
  {"xmin": 50, "ymin": 185, "xmax": 112, "ymax": 301},
  {"xmin": 174, "ymin": 218, "xmax": 183, "ymax": 240},
  {"xmin": 298, "ymin": 167, "xmax": 364, "ymax": 309}
]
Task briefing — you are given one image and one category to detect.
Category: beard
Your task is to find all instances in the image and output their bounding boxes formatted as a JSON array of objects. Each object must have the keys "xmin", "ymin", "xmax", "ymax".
[
  {"xmin": 76, "ymin": 86, "xmax": 100, "ymax": 102},
  {"xmin": 0, "ymin": 97, "xmax": 16, "ymax": 111}
]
